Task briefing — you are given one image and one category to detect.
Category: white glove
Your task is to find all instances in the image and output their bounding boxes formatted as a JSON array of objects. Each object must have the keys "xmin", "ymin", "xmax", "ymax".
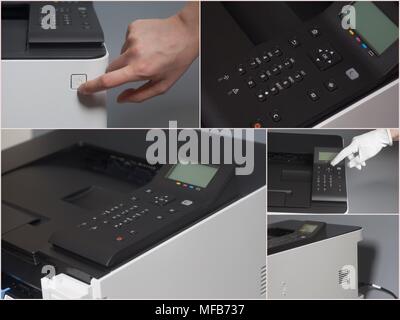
[{"xmin": 330, "ymin": 129, "xmax": 393, "ymax": 170}]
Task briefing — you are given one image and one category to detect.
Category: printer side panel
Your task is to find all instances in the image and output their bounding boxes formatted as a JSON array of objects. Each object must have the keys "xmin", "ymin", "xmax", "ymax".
[
  {"xmin": 267, "ymin": 230, "xmax": 362, "ymax": 299},
  {"xmin": 1, "ymin": 53, "xmax": 108, "ymax": 128},
  {"xmin": 88, "ymin": 187, "xmax": 266, "ymax": 299}
]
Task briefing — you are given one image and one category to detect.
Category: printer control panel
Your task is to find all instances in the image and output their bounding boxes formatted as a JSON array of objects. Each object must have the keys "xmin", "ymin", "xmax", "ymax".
[
  {"xmin": 50, "ymin": 163, "xmax": 235, "ymax": 268},
  {"xmin": 28, "ymin": 2, "xmax": 104, "ymax": 44},
  {"xmin": 268, "ymin": 221, "xmax": 326, "ymax": 253},
  {"xmin": 311, "ymin": 147, "xmax": 346, "ymax": 202},
  {"xmin": 205, "ymin": 2, "xmax": 398, "ymax": 128}
]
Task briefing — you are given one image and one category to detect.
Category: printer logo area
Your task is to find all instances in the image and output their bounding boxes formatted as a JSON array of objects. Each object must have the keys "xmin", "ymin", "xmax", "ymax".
[{"xmin": 41, "ymin": 5, "xmax": 57, "ymax": 30}]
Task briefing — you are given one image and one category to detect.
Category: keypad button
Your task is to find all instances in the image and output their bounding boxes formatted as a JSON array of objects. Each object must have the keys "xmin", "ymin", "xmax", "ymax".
[
  {"xmin": 282, "ymin": 79, "xmax": 291, "ymax": 89},
  {"xmin": 308, "ymin": 90, "xmax": 320, "ymax": 101},
  {"xmin": 288, "ymin": 37, "xmax": 300, "ymax": 47},
  {"xmin": 168, "ymin": 208, "xmax": 178, "ymax": 214},
  {"xmin": 258, "ymin": 72, "xmax": 268, "ymax": 82},
  {"xmin": 345, "ymin": 68, "xmax": 359, "ymax": 80},
  {"xmin": 262, "ymin": 52, "xmax": 271, "ymax": 62},
  {"xmin": 283, "ymin": 59, "xmax": 293, "ymax": 69},
  {"xmin": 270, "ymin": 110, "xmax": 281, "ymax": 122},
  {"xmin": 309, "ymin": 27, "xmax": 320, "ymax": 37},
  {"xmin": 273, "ymin": 47, "xmax": 282, "ymax": 56},
  {"xmin": 256, "ymin": 91, "xmax": 266, "ymax": 102},
  {"xmin": 246, "ymin": 78, "xmax": 256, "ymax": 88},
  {"xmin": 269, "ymin": 85, "xmax": 279, "ymax": 95},
  {"xmin": 271, "ymin": 65, "xmax": 280, "ymax": 75},
  {"xmin": 181, "ymin": 200, "xmax": 194, "ymax": 206},
  {"xmin": 310, "ymin": 46, "xmax": 342, "ymax": 70},
  {"xmin": 237, "ymin": 65, "xmax": 246, "ymax": 75},
  {"xmin": 252, "ymin": 120, "xmax": 263, "ymax": 128},
  {"xmin": 293, "ymin": 72, "xmax": 303, "ymax": 82},
  {"xmin": 249, "ymin": 59, "xmax": 258, "ymax": 69},
  {"xmin": 324, "ymin": 79, "xmax": 338, "ymax": 92}
]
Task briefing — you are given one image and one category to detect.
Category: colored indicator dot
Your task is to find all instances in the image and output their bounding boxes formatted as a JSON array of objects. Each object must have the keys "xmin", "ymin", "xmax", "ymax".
[
  {"xmin": 361, "ymin": 43, "xmax": 367, "ymax": 49},
  {"xmin": 349, "ymin": 29, "xmax": 355, "ymax": 36},
  {"xmin": 253, "ymin": 122, "xmax": 262, "ymax": 128},
  {"xmin": 116, "ymin": 236, "xmax": 123, "ymax": 241},
  {"xmin": 176, "ymin": 181, "xmax": 181, "ymax": 185},
  {"xmin": 183, "ymin": 184, "xmax": 188, "ymax": 187},
  {"xmin": 355, "ymin": 37, "xmax": 361, "ymax": 43},
  {"xmin": 189, "ymin": 185, "xmax": 194, "ymax": 189}
]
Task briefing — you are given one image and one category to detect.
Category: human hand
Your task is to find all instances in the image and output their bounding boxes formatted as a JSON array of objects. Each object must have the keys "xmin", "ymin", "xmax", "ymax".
[
  {"xmin": 78, "ymin": 3, "xmax": 199, "ymax": 103},
  {"xmin": 330, "ymin": 129, "xmax": 393, "ymax": 170}
]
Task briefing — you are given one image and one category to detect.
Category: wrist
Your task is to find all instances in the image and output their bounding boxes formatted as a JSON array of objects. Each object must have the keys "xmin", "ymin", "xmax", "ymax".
[{"xmin": 176, "ymin": 3, "xmax": 199, "ymax": 42}]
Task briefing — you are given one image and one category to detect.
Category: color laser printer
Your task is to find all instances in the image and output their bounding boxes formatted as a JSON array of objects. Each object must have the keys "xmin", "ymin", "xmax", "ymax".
[
  {"xmin": 268, "ymin": 132, "xmax": 347, "ymax": 214},
  {"xmin": 1, "ymin": 130, "xmax": 266, "ymax": 299},
  {"xmin": 1, "ymin": 2, "xmax": 108, "ymax": 128},
  {"xmin": 202, "ymin": 1, "xmax": 399, "ymax": 128},
  {"xmin": 268, "ymin": 220, "xmax": 362, "ymax": 299}
]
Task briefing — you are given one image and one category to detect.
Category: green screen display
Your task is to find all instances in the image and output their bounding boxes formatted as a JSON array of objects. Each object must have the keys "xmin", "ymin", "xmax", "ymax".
[
  {"xmin": 299, "ymin": 224, "xmax": 318, "ymax": 234},
  {"xmin": 354, "ymin": 2, "xmax": 398, "ymax": 55},
  {"xmin": 166, "ymin": 164, "xmax": 218, "ymax": 188},
  {"xmin": 319, "ymin": 152, "xmax": 337, "ymax": 162}
]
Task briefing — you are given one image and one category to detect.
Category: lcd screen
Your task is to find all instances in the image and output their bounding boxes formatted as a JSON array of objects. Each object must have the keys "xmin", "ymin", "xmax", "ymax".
[
  {"xmin": 354, "ymin": 2, "xmax": 398, "ymax": 55},
  {"xmin": 166, "ymin": 164, "xmax": 218, "ymax": 188},
  {"xmin": 319, "ymin": 152, "xmax": 337, "ymax": 162},
  {"xmin": 299, "ymin": 224, "xmax": 318, "ymax": 234}
]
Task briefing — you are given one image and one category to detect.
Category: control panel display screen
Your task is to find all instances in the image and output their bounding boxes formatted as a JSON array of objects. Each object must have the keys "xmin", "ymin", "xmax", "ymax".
[
  {"xmin": 353, "ymin": 2, "xmax": 398, "ymax": 55},
  {"xmin": 319, "ymin": 151, "xmax": 337, "ymax": 162},
  {"xmin": 299, "ymin": 224, "xmax": 318, "ymax": 234},
  {"xmin": 166, "ymin": 164, "xmax": 218, "ymax": 188}
]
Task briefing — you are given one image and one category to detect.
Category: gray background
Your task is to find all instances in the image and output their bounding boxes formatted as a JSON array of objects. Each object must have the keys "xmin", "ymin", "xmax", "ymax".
[
  {"xmin": 268, "ymin": 214, "xmax": 399, "ymax": 299},
  {"xmin": 269, "ymin": 129, "xmax": 399, "ymax": 214},
  {"xmin": 94, "ymin": 2, "xmax": 199, "ymax": 128}
]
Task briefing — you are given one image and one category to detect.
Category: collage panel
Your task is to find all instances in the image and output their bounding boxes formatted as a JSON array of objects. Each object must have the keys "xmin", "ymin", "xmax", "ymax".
[
  {"xmin": 2, "ymin": 1, "xmax": 200, "ymax": 128},
  {"xmin": 267, "ymin": 129, "xmax": 399, "ymax": 214},
  {"xmin": 1, "ymin": 129, "xmax": 266, "ymax": 299},
  {"xmin": 267, "ymin": 214, "xmax": 399, "ymax": 300},
  {"xmin": 201, "ymin": 1, "xmax": 398, "ymax": 128},
  {"xmin": 0, "ymin": 0, "xmax": 399, "ymax": 306}
]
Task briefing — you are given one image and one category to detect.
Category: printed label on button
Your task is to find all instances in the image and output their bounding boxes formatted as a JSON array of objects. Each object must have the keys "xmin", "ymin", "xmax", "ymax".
[{"xmin": 71, "ymin": 74, "xmax": 87, "ymax": 90}]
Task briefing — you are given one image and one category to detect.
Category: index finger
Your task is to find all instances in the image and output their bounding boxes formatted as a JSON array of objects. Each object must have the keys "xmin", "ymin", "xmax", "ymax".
[
  {"xmin": 330, "ymin": 144, "xmax": 356, "ymax": 166},
  {"xmin": 78, "ymin": 66, "xmax": 139, "ymax": 94}
]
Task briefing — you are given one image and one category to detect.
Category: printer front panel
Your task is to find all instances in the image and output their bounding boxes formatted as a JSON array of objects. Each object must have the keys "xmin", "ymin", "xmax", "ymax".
[{"xmin": 2, "ymin": 55, "xmax": 108, "ymax": 128}]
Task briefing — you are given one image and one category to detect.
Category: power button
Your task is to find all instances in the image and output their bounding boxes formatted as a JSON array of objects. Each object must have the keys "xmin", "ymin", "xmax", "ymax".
[{"xmin": 71, "ymin": 74, "xmax": 87, "ymax": 89}]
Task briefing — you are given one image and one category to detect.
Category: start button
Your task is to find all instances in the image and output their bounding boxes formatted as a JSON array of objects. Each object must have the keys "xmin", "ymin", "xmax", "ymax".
[{"xmin": 70, "ymin": 74, "xmax": 87, "ymax": 89}]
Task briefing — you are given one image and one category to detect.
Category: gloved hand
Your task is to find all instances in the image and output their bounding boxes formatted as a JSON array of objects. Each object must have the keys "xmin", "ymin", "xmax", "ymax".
[{"xmin": 330, "ymin": 129, "xmax": 393, "ymax": 170}]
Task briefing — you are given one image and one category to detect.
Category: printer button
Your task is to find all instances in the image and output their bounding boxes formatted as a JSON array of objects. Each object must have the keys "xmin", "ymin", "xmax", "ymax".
[
  {"xmin": 309, "ymin": 27, "xmax": 320, "ymax": 37},
  {"xmin": 288, "ymin": 37, "xmax": 300, "ymax": 48},
  {"xmin": 181, "ymin": 200, "xmax": 193, "ymax": 206},
  {"xmin": 307, "ymin": 90, "xmax": 320, "ymax": 101},
  {"xmin": 324, "ymin": 79, "xmax": 338, "ymax": 91},
  {"xmin": 70, "ymin": 74, "xmax": 87, "ymax": 90},
  {"xmin": 269, "ymin": 110, "xmax": 281, "ymax": 122}
]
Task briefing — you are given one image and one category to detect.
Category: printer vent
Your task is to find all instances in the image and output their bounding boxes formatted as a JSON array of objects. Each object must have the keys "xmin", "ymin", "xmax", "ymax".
[
  {"xmin": 338, "ymin": 268, "xmax": 351, "ymax": 286},
  {"xmin": 260, "ymin": 265, "xmax": 266, "ymax": 296}
]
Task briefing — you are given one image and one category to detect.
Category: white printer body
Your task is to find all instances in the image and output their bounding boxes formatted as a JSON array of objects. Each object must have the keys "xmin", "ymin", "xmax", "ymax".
[
  {"xmin": 1, "ymin": 2, "xmax": 108, "ymax": 128},
  {"xmin": 267, "ymin": 220, "xmax": 362, "ymax": 299},
  {"xmin": 41, "ymin": 188, "xmax": 266, "ymax": 300}
]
